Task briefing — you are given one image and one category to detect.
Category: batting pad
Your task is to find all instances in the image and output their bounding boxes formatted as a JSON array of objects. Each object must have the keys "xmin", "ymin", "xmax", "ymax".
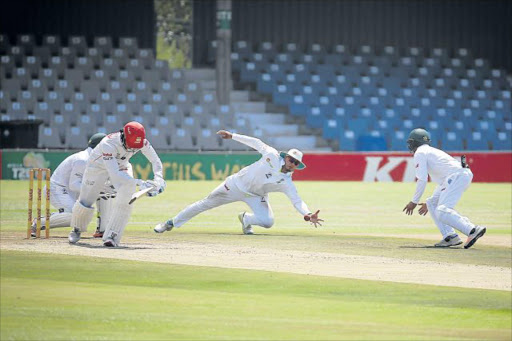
[
  {"xmin": 97, "ymin": 197, "xmax": 115, "ymax": 233},
  {"xmin": 47, "ymin": 212, "xmax": 73, "ymax": 228},
  {"xmin": 71, "ymin": 201, "xmax": 95, "ymax": 232}
]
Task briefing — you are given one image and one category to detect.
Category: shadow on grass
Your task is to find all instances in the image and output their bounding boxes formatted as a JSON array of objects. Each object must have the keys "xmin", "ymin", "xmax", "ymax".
[{"xmin": 71, "ymin": 242, "xmax": 152, "ymax": 250}]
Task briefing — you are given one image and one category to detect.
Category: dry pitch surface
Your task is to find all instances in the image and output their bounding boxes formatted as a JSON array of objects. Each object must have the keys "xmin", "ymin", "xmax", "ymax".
[{"xmin": 1, "ymin": 231, "xmax": 510, "ymax": 291}]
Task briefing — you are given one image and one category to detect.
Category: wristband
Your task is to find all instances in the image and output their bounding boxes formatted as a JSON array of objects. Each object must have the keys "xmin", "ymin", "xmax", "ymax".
[{"xmin": 304, "ymin": 214, "xmax": 311, "ymax": 221}]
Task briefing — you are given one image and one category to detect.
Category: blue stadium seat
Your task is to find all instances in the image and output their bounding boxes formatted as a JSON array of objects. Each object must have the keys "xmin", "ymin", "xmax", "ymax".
[
  {"xmin": 339, "ymin": 130, "xmax": 356, "ymax": 151},
  {"xmin": 492, "ymin": 132, "xmax": 511, "ymax": 150},
  {"xmin": 441, "ymin": 131, "xmax": 464, "ymax": 151},
  {"xmin": 356, "ymin": 134, "xmax": 388, "ymax": 151},
  {"xmin": 466, "ymin": 131, "xmax": 489, "ymax": 150}
]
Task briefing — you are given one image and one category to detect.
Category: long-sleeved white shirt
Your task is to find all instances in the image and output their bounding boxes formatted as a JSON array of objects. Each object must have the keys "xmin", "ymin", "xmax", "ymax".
[
  {"xmin": 51, "ymin": 147, "xmax": 92, "ymax": 195},
  {"xmin": 88, "ymin": 131, "xmax": 163, "ymax": 187},
  {"xmin": 411, "ymin": 144, "xmax": 463, "ymax": 203},
  {"xmin": 230, "ymin": 133, "xmax": 311, "ymax": 216}
]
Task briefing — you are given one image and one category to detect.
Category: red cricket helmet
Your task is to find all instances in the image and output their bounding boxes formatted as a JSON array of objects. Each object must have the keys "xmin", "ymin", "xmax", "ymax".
[{"xmin": 122, "ymin": 121, "xmax": 145, "ymax": 150}]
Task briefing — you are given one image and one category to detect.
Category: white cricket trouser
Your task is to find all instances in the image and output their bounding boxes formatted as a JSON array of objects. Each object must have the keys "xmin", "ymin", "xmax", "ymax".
[
  {"xmin": 49, "ymin": 182, "xmax": 78, "ymax": 212},
  {"xmin": 35, "ymin": 183, "xmax": 77, "ymax": 228},
  {"xmin": 426, "ymin": 168, "xmax": 475, "ymax": 238},
  {"xmin": 173, "ymin": 176, "xmax": 274, "ymax": 229}
]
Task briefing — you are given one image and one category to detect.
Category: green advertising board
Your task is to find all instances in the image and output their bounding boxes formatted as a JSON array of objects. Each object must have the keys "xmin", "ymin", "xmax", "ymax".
[{"xmin": 0, "ymin": 150, "xmax": 259, "ymax": 180}]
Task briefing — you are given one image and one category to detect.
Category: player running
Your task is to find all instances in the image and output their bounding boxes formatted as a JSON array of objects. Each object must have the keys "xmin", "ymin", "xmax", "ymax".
[
  {"xmin": 154, "ymin": 130, "xmax": 323, "ymax": 235},
  {"xmin": 69, "ymin": 121, "xmax": 166, "ymax": 247},
  {"xmin": 402, "ymin": 128, "xmax": 486, "ymax": 249}
]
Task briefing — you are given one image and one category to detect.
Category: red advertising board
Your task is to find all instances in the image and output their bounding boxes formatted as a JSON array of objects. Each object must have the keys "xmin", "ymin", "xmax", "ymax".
[{"xmin": 294, "ymin": 152, "xmax": 512, "ymax": 182}]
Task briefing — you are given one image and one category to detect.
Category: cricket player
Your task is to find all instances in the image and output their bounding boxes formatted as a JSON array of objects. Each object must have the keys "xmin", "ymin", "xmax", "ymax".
[
  {"xmin": 30, "ymin": 132, "xmax": 107, "ymax": 237},
  {"xmin": 154, "ymin": 130, "xmax": 323, "ymax": 235},
  {"xmin": 402, "ymin": 128, "xmax": 486, "ymax": 248},
  {"xmin": 69, "ymin": 121, "xmax": 166, "ymax": 247}
]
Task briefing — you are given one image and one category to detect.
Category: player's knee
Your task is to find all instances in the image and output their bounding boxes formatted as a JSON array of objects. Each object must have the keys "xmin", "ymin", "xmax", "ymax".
[
  {"xmin": 436, "ymin": 205, "xmax": 450, "ymax": 220},
  {"xmin": 259, "ymin": 217, "xmax": 274, "ymax": 228}
]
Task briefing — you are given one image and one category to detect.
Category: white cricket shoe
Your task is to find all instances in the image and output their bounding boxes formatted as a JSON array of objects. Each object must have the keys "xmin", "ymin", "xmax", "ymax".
[
  {"xmin": 154, "ymin": 219, "xmax": 174, "ymax": 233},
  {"xmin": 238, "ymin": 212, "xmax": 253, "ymax": 235},
  {"xmin": 464, "ymin": 226, "xmax": 486, "ymax": 249},
  {"xmin": 434, "ymin": 234, "xmax": 463, "ymax": 247},
  {"xmin": 68, "ymin": 228, "xmax": 81, "ymax": 244}
]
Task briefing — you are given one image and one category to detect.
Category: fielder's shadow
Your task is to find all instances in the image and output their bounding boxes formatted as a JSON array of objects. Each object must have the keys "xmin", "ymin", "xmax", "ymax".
[
  {"xmin": 399, "ymin": 245, "xmax": 463, "ymax": 250},
  {"xmin": 71, "ymin": 242, "xmax": 152, "ymax": 250}
]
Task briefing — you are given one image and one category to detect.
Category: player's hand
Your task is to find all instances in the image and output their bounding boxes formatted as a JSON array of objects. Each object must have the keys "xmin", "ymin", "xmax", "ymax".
[
  {"xmin": 305, "ymin": 210, "xmax": 323, "ymax": 228},
  {"xmin": 216, "ymin": 130, "xmax": 232, "ymax": 139},
  {"xmin": 418, "ymin": 203, "xmax": 428, "ymax": 216},
  {"xmin": 403, "ymin": 201, "xmax": 417, "ymax": 215}
]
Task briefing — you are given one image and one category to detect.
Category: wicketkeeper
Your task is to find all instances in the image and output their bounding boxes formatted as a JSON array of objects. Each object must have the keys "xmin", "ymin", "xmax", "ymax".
[
  {"xmin": 403, "ymin": 128, "xmax": 486, "ymax": 248},
  {"xmin": 154, "ymin": 130, "xmax": 323, "ymax": 235},
  {"xmin": 69, "ymin": 121, "xmax": 166, "ymax": 247},
  {"xmin": 30, "ymin": 132, "xmax": 108, "ymax": 237}
]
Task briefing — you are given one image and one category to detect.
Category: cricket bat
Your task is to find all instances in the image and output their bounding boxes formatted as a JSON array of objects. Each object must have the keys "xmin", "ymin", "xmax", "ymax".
[{"xmin": 129, "ymin": 186, "xmax": 155, "ymax": 205}]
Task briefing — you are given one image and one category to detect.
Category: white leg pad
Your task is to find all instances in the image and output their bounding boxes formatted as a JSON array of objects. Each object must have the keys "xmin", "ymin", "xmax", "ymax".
[
  {"xmin": 102, "ymin": 183, "xmax": 135, "ymax": 245},
  {"xmin": 97, "ymin": 196, "xmax": 115, "ymax": 233},
  {"xmin": 48, "ymin": 212, "xmax": 73, "ymax": 228},
  {"xmin": 71, "ymin": 201, "xmax": 95, "ymax": 232}
]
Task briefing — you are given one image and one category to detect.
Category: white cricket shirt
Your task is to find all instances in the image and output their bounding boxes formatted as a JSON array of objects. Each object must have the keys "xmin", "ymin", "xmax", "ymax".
[
  {"xmin": 51, "ymin": 147, "xmax": 92, "ymax": 195},
  {"xmin": 231, "ymin": 133, "xmax": 311, "ymax": 216},
  {"xmin": 411, "ymin": 144, "xmax": 463, "ymax": 202},
  {"xmin": 88, "ymin": 131, "xmax": 163, "ymax": 187}
]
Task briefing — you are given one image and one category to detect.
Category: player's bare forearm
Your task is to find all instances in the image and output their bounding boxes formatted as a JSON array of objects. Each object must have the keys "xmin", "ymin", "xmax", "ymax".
[{"xmin": 216, "ymin": 130, "xmax": 232, "ymax": 139}]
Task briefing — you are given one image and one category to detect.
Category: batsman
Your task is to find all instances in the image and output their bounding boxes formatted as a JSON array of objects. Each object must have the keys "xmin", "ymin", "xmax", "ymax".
[{"xmin": 69, "ymin": 121, "xmax": 166, "ymax": 247}]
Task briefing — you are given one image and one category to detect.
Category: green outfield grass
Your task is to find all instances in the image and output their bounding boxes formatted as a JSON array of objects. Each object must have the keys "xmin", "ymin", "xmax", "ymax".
[
  {"xmin": 1, "ymin": 180, "xmax": 511, "ymax": 340},
  {"xmin": 1, "ymin": 251, "xmax": 511, "ymax": 340}
]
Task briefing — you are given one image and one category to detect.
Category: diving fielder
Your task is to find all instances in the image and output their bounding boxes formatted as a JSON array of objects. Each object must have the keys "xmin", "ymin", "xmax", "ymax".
[
  {"xmin": 30, "ymin": 132, "xmax": 108, "ymax": 236},
  {"xmin": 403, "ymin": 128, "xmax": 486, "ymax": 248},
  {"xmin": 154, "ymin": 130, "xmax": 323, "ymax": 235},
  {"xmin": 69, "ymin": 121, "xmax": 166, "ymax": 247}
]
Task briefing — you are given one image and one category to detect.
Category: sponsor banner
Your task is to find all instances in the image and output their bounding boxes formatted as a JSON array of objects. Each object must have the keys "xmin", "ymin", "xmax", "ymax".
[
  {"xmin": 0, "ymin": 150, "xmax": 259, "ymax": 181},
  {"xmin": 1, "ymin": 150, "xmax": 510, "ymax": 182},
  {"xmin": 294, "ymin": 152, "xmax": 512, "ymax": 183}
]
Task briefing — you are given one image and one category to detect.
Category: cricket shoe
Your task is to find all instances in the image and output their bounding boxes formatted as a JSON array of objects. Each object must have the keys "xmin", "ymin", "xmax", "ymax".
[
  {"xmin": 68, "ymin": 228, "xmax": 81, "ymax": 244},
  {"xmin": 238, "ymin": 212, "xmax": 253, "ymax": 235},
  {"xmin": 154, "ymin": 219, "xmax": 174, "ymax": 233},
  {"xmin": 93, "ymin": 229, "xmax": 104, "ymax": 238},
  {"xmin": 464, "ymin": 226, "xmax": 486, "ymax": 249},
  {"xmin": 434, "ymin": 234, "xmax": 463, "ymax": 247},
  {"xmin": 103, "ymin": 238, "xmax": 117, "ymax": 247},
  {"xmin": 30, "ymin": 219, "xmax": 46, "ymax": 238}
]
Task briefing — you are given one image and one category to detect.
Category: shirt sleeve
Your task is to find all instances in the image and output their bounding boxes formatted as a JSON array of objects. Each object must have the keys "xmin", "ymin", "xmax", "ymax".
[
  {"xmin": 100, "ymin": 143, "xmax": 139, "ymax": 186},
  {"xmin": 414, "ymin": 151, "xmax": 429, "ymax": 182},
  {"xmin": 68, "ymin": 159, "xmax": 86, "ymax": 194},
  {"xmin": 140, "ymin": 140, "xmax": 164, "ymax": 180},
  {"xmin": 282, "ymin": 181, "xmax": 311, "ymax": 216},
  {"xmin": 412, "ymin": 151, "xmax": 429, "ymax": 203},
  {"xmin": 411, "ymin": 179, "xmax": 428, "ymax": 204},
  {"xmin": 232, "ymin": 133, "xmax": 273, "ymax": 155}
]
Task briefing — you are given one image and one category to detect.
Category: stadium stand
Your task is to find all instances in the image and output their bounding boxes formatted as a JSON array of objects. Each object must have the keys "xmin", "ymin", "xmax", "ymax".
[
  {"xmin": 231, "ymin": 41, "xmax": 511, "ymax": 151},
  {"xmin": 0, "ymin": 34, "xmax": 510, "ymax": 151}
]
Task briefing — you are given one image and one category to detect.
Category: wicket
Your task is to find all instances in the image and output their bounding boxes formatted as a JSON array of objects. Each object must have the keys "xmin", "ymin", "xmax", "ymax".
[{"xmin": 27, "ymin": 168, "xmax": 51, "ymax": 239}]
